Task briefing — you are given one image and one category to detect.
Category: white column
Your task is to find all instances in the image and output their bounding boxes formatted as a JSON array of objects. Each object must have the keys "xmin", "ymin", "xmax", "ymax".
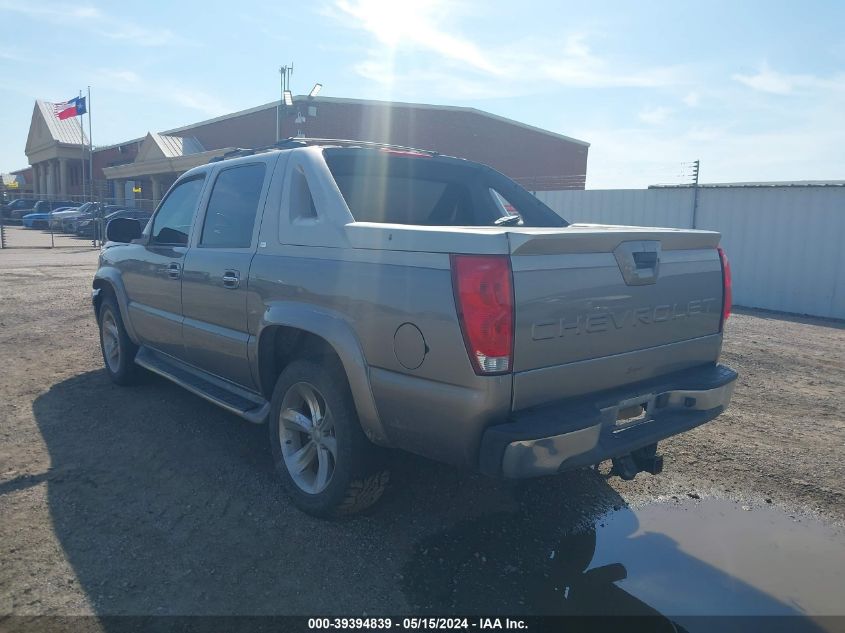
[
  {"xmin": 113, "ymin": 179, "xmax": 124, "ymax": 205},
  {"xmin": 46, "ymin": 161, "xmax": 55, "ymax": 196},
  {"xmin": 31, "ymin": 164, "xmax": 39, "ymax": 196},
  {"xmin": 59, "ymin": 159, "xmax": 69, "ymax": 196},
  {"xmin": 151, "ymin": 176, "xmax": 162, "ymax": 206}
]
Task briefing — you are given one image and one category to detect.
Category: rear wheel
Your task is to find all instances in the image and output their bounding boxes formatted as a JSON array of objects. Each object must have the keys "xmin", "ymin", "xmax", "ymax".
[
  {"xmin": 269, "ymin": 359, "xmax": 388, "ymax": 518},
  {"xmin": 98, "ymin": 295, "xmax": 140, "ymax": 385}
]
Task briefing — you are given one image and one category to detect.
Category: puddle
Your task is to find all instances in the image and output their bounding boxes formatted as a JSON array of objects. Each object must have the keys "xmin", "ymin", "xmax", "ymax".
[{"xmin": 402, "ymin": 497, "xmax": 845, "ymax": 630}]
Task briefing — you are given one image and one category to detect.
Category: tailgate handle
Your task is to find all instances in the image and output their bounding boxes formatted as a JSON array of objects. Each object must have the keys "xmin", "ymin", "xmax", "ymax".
[
  {"xmin": 633, "ymin": 251, "xmax": 658, "ymax": 270},
  {"xmin": 613, "ymin": 241, "xmax": 661, "ymax": 286}
]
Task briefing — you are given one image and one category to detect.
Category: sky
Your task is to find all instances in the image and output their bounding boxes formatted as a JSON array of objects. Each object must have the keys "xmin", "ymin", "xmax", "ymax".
[{"xmin": 1, "ymin": 0, "xmax": 843, "ymax": 188}]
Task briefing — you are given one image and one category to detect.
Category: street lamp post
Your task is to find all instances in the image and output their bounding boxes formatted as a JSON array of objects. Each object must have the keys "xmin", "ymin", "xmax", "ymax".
[
  {"xmin": 275, "ymin": 65, "xmax": 322, "ymax": 142},
  {"xmin": 277, "ymin": 64, "xmax": 293, "ymax": 142}
]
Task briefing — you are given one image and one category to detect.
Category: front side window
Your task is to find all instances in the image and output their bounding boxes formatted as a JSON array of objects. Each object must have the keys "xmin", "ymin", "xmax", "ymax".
[
  {"xmin": 200, "ymin": 163, "xmax": 266, "ymax": 248},
  {"xmin": 150, "ymin": 176, "xmax": 205, "ymax": 245}
]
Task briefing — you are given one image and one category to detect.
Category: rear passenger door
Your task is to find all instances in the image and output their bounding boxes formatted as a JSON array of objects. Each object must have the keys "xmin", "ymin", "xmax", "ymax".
[{"xmin": 180, "ymin": 160, "xmax": 270, "ymax": 389}]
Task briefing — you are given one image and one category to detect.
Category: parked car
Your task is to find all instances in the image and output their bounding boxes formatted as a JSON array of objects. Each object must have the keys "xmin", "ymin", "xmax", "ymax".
[
  {"xmin": 77, "ymin": 208, "xmax": 151, "ymax": 239},
  {"xmin": 65, "ymin": 205, "xmax": 115, "ymax": 233},
  {"xmin": 93, "ymin": 139, "xmax": 737, "ymax": 518},
  {"xmin": 9, "ymin": 199, "xmax": 75, "ymax": 223},
  {"xmin": 50, "ymin": 202, "xmax": 91, "ymax": 230},
  {"xmin": 17, "ymin": 200, "xmax": 75, "ymax": 225},
  {"xmin": 62, "ymin": 213, "xmax": 91, "ymax": 234},
  {"xmin": 22, "ymin": 206, "xmax": 74, "ymax": 228},
  {"xmin": 2, "ymin": 198, "xmax": 36, "ymax": 221}
]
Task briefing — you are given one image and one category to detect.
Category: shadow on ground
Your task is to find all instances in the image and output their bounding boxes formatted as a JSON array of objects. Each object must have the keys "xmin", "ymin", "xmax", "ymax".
[{"xmin": 29, "ymin": 369, "xmax": 825, "ymax": 631}]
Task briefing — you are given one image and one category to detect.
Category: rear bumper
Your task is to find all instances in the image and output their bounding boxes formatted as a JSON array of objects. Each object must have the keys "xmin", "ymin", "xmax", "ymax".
[{"xmin": 479, "ymin": 363, "xmax": 737, "ymax": 478}]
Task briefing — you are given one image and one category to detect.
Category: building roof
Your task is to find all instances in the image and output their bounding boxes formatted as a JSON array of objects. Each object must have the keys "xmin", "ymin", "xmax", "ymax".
[
  {"xmin": 162, "ymin": 95, "xmax": 590, "ymax": 148},
  {"xmin": 34, "ymin": 100, "xmax": 89, "ymax": 145},
  {"xmin": 149, "ymin": 132, "xmax": 204, "ymax": 157},
  {"xmin": 651, "ymin": 180, "xmax": 845, "ymax": 189}
]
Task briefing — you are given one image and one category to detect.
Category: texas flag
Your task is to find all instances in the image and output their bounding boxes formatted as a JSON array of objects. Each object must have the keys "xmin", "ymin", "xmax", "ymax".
[{"xmin": 53, "ymin": 96, "xmax": 87, "ymax": 120}]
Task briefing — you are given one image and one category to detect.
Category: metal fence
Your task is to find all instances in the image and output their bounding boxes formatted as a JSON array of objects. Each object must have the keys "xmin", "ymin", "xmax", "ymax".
[
  {"xmin": 0, "ymin": 193, "xmax": 156, "ymax": 249},
  {"xmin": 535, "ymin": 185, "xmax": 845, "ymax": 320}
]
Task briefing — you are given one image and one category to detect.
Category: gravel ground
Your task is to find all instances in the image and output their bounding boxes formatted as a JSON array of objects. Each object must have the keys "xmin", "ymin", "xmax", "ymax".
[
  {"xmin": 0, "ymin": 225, "xmax": 93, "ymax": 249},
  {"xmin": 0, "ymin": 247, "xmax": 843, "ymax": 618}
]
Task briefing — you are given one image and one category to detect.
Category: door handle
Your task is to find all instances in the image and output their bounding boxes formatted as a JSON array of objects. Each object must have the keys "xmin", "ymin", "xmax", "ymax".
[
  {"xmin": 222, "ymin": 270, "xmax": 240, "ymax": 289},
  {"xmin": 167, "ymin": 262, "xmax": 181, "ymax": 279}
]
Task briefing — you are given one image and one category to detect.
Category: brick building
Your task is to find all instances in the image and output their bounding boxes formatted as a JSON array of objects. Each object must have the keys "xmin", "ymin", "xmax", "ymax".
[{"xmin": 23, "ymin": 96, "xmax": 589, "ymax": 206}]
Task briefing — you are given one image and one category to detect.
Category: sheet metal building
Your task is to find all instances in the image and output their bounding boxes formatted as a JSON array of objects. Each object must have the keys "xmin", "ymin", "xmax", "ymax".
[
  {"xmin": 22, "ymin": 96, "xmax": 589, "ymax": 205},
  {"xmin": 536, "ymin": 182, "xmax": 845, "ymax": 319}
]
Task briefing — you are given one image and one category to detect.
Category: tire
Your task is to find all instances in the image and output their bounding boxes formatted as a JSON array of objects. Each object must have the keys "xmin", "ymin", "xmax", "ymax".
[
  {"xmin": 269, "ymin": 358, "xmax": 389, "ymax": 518},
  {"xmin": 98, "ymin": 295, "xmax": 140, "ymax": 385}
]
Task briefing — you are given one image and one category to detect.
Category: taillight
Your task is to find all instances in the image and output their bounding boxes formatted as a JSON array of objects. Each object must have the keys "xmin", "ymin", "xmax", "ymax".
[
  {"xmin": 718, "ymin": 246, "xmax": 732, "ymax": 327},
  {"xmin": 450, "ymin": 255, "xmax": 514, "ymax": 375}
]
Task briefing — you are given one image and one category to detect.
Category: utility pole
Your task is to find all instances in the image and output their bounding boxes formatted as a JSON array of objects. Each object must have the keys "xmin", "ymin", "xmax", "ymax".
[
  {"xmin": 277, "ymin": 64, "xmax": 293, "ymax": 142},
  {"xmin": 79, "ymin": 90, "xmax": 86, "ymax": 201},
  {"xmin": 690, "ymin": 159, "xmax": 700, "ymax": 229},
  {"xmin": 87, "ymin": 86, "xmax": 93, "ymax": 201}
]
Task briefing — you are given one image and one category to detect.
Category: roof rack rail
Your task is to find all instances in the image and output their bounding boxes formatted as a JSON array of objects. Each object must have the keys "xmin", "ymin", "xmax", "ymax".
[
  {"xmin": 208, "ymin": 148, "xmax": 260, "ymax": 162},
  {"xmin": 274, "ymin": 137, "xmax": 439, "ymax": 155},
  {"xmin": 207, "ymin": 137, "xmax": 438, "ymax": 163}
]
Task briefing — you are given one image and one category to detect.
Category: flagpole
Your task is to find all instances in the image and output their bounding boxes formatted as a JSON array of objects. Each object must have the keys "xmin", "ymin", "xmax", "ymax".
[
  {"xmin": 87, "ymin": 86, "xmax": 93, "ymax": 201},
  {"xmin": 79, "ymin": 90, "xmax": 86, "ymax": 201}
]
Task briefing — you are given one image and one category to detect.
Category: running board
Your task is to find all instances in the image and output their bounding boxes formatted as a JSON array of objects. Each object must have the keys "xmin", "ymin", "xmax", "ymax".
[{"xmin": 134, "ymin": 347, "xmax": 270, "ymax": 424}]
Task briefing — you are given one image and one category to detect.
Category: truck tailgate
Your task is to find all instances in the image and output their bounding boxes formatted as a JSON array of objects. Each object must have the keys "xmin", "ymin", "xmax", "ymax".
[{"xmin": 509, "ymin": 224, "xmax": 724, "ymax": 409}]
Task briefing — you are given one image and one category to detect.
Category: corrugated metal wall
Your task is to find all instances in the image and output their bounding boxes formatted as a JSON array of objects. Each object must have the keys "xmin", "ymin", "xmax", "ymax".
[{"xmin": 535, "ymin": 187, "xmax": 845, "ymax": 319}]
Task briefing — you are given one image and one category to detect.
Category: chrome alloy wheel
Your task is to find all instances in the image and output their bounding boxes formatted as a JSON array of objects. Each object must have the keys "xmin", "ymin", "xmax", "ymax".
[
  {"xmin": 279, "ymin": 382, "xmax": 337, "ymax": 494},
  {"xmin": 101, "ymin": 310, "xmax": 121, "ymax": 373}
]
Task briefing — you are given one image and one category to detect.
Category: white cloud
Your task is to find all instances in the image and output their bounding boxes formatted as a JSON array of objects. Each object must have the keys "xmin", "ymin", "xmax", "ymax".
[
  {"xmin": 98, "ymin": 69, "xmax": 142, "ymax": 84},
  {"xmin": 683, "ymin": 91, "xmax": 700, "ymax": 107},
  {"xmin": 332, "ymin": 0, "xmax": 686, "ymax": 91},
  {"xmin": 335, "ymin": 0, "xmax": 502, "ymax": 75},
  {"xmin": 95, "ymin": 68, "xmax": 229, "ymax": 118},
  {"xmin": 530, "ymin": 34, "xmax": 683, "ymax": 89},
  {"xmin": 732, "ymin": 63, "xmax": 845, "ymax": 95},
  {"xmin": 0, "ymin": 1, "xmax": 186, "ymax": 47},
  {"xmin": 0, "ymin": 1, "xmax": 102, "ymax": 20},
  {"xmin": 577, "ymin": 104, "xmax": 845, "ymax": 189},
  {"xmin": 0, "ymin": 48, "xmax": 24, "ymax": 62},
  {"xmin": 638, "ymin": 106, "xmax": 672, "ymax": 125},
  {"xmin": 95, "ymin": 24, "xmax": 182, "ymax": 47},
  {"xmin": 733, "ymin": 64, "xmax": 795, "ymax": 94},
  {"xmin": 353, "ymin": 57, "xmax": 502, "ymax": 99},
  {"xmin": 165, "ymin": 87, "xmax": 230, "ymax": 117}
]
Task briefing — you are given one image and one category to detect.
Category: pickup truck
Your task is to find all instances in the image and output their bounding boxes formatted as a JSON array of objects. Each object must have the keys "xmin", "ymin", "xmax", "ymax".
[{"xmin": 93, "ymin": 138, "xmax": 737, "ymax": 517}]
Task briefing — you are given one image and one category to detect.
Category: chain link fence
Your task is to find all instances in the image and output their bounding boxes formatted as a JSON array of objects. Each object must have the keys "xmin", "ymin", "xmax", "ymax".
[{"xmin": 1, "ymin": 192, "xmax": 155, "ymax": 249}]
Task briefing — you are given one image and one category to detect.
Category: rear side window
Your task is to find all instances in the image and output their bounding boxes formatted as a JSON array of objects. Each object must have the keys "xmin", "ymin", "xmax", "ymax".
[
  {"xmin": 325, "ymin": 152, "xmax": 477, "ymax": 225},
  {"xmin": 323, "ymin": 149, "xmax": 566, "ymax": 227},
  {"xmin": 200, "ymin": 163, "xmax": 266, "ymax": 248},
  {"xmin": 289, "ymin": 165, "xmax": 318, "ymax": 222},
  {"xmin": 151, "ymin": 176, "xmax": 205, "ymax": 245}
]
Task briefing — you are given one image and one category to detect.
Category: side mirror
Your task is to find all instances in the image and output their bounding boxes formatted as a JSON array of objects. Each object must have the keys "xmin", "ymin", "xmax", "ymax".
[{"xmin": 106, "ymin": 217, "xmax": 143, "ymax": 243}]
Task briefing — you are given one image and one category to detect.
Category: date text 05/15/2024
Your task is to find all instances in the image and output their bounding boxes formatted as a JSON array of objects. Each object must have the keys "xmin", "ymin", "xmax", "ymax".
[{"xmin": 307, "ymin": 618, "xmax": 528, "ymax": 630}]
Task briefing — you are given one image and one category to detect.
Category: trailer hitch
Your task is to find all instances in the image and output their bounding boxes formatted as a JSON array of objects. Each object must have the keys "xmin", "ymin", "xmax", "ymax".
[{"xmin": 611, "ymin": 444, "xmax": 664, "ymax": 480}]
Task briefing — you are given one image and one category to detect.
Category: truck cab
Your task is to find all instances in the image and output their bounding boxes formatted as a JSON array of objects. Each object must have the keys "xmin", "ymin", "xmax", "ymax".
[{"xmin": 93, "ymin": 139, "xmax": 737, "ymax": 518}]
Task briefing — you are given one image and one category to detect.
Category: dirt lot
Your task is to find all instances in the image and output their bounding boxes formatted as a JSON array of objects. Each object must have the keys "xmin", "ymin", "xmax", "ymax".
[{"xmin": 0, "ymin": 247, "xmax": 843, "ymax": 619}]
